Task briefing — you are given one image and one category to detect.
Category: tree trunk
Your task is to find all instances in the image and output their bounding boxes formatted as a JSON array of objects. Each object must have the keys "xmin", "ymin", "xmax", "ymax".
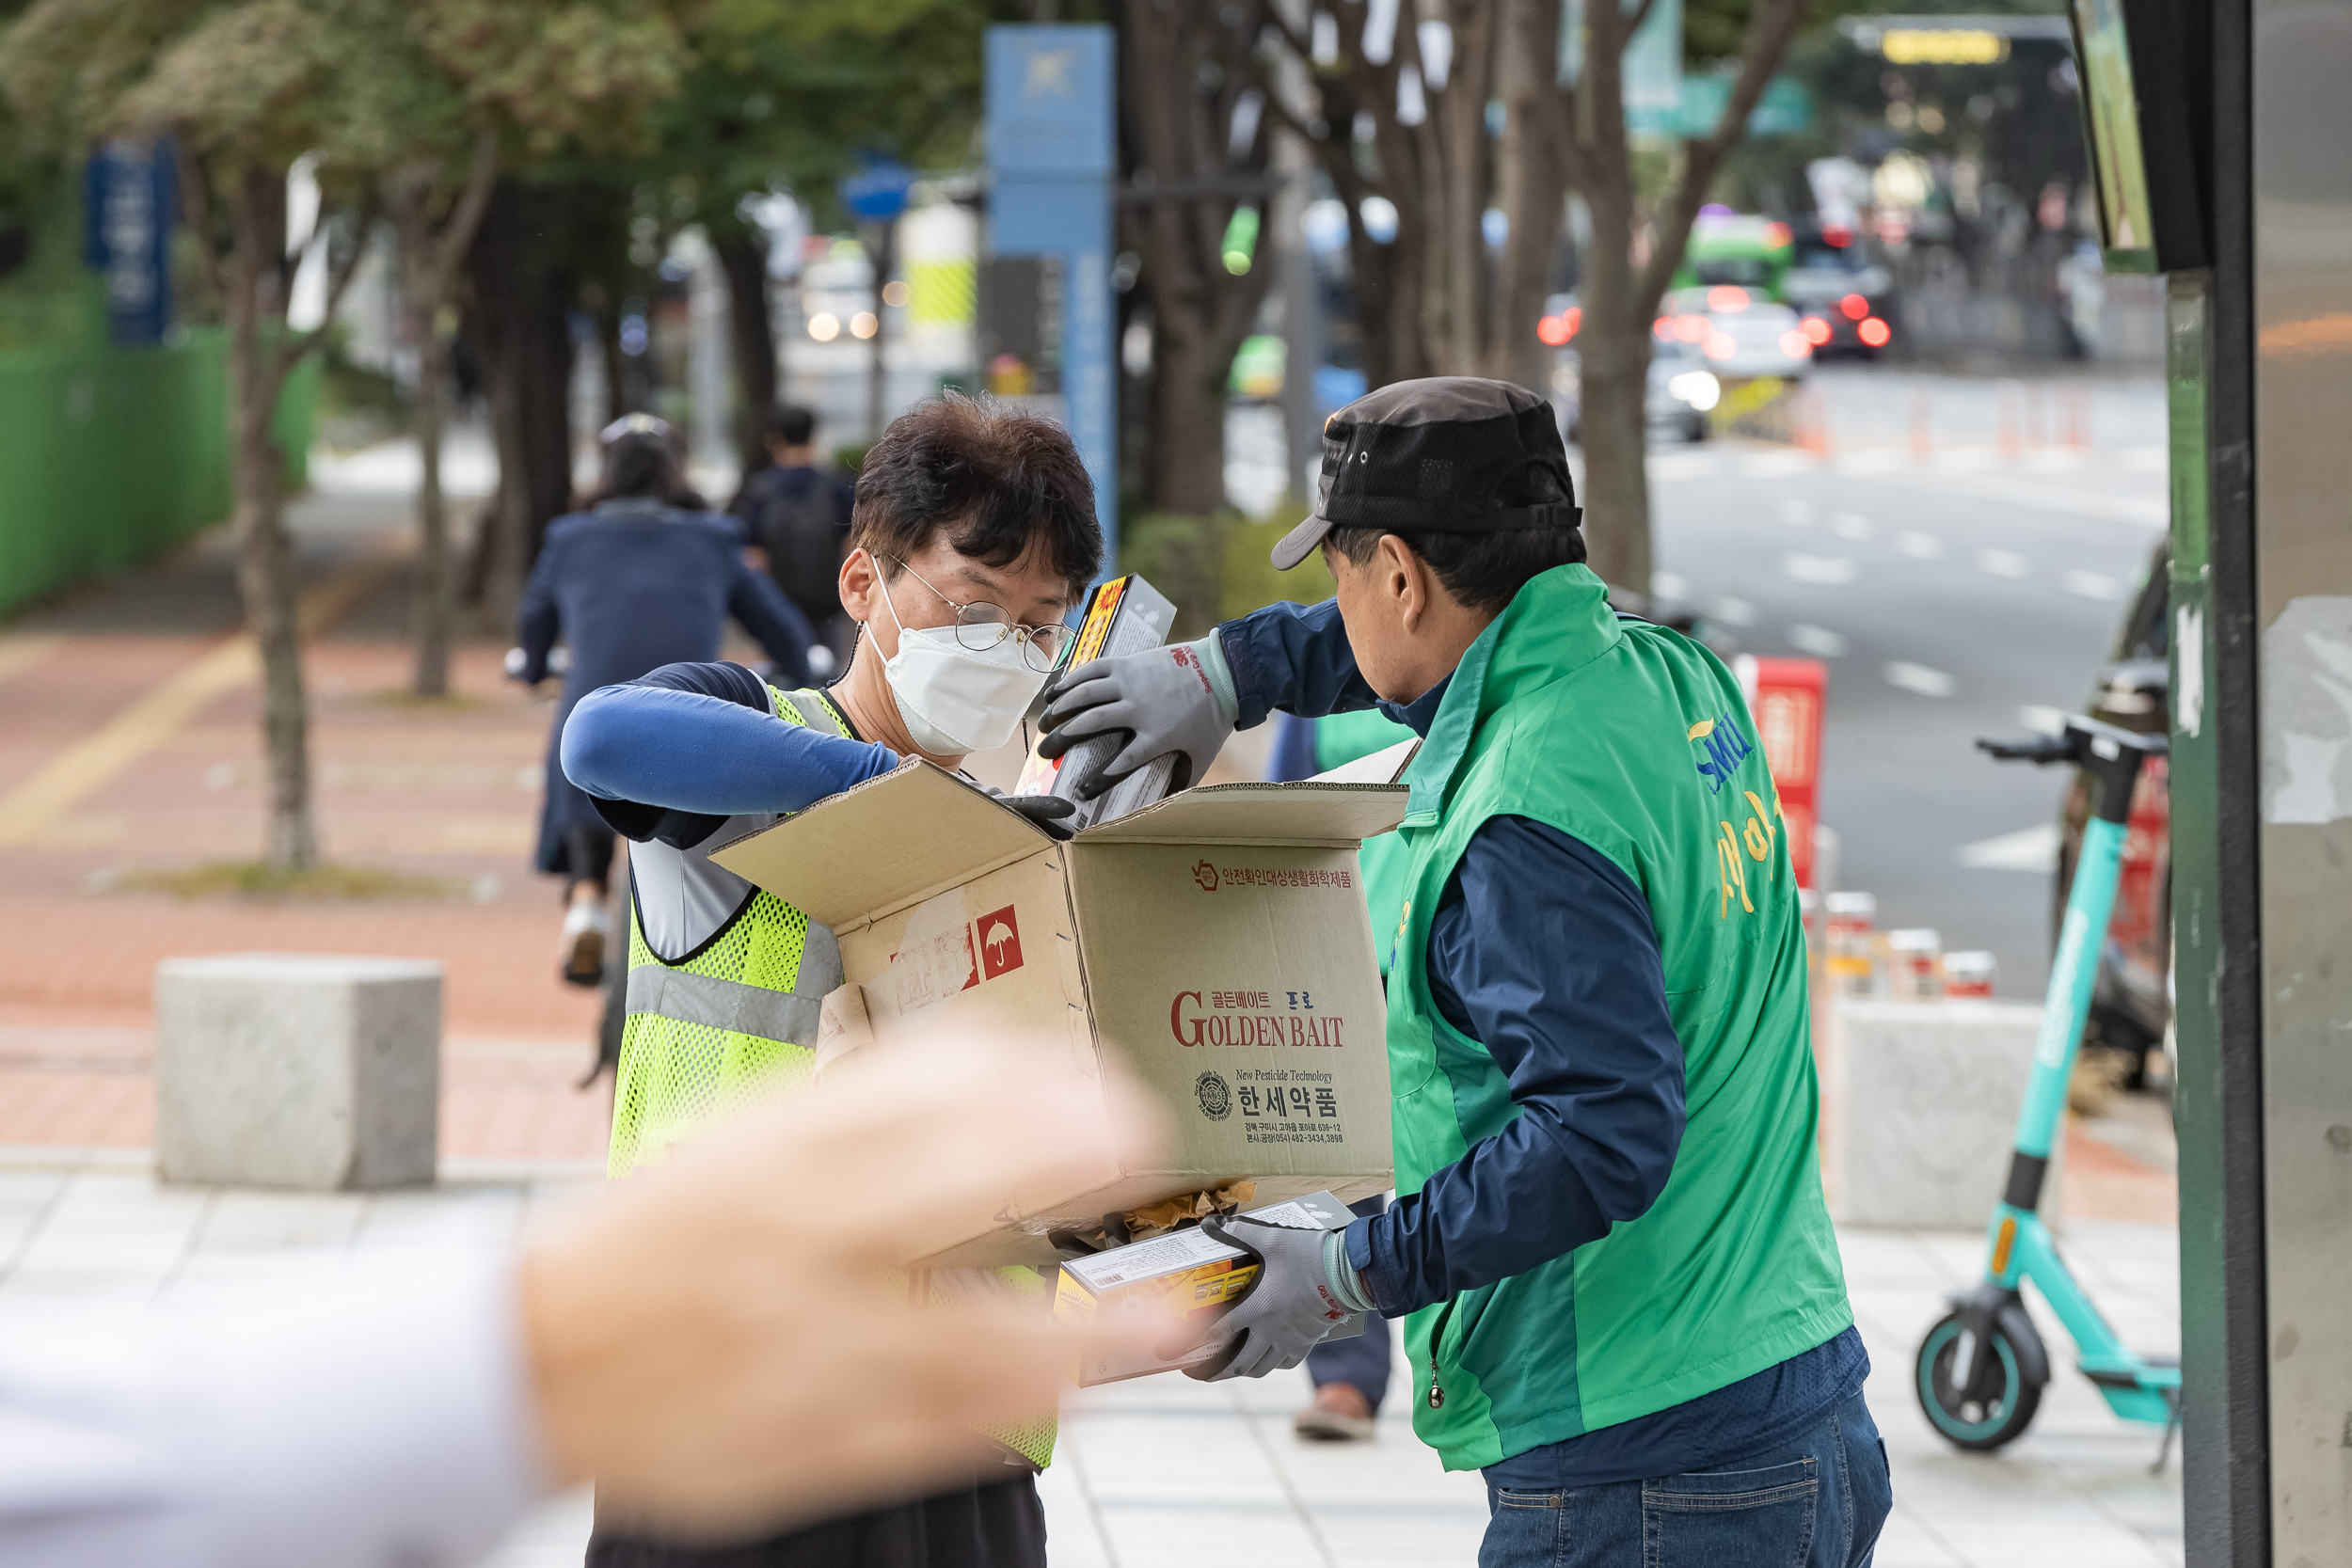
[
  {"xmin": 465, "ymin": 181, "xmax": 578, "ymax": 621},
  {"xmin": 1118, "ymin": 0, "xmax": 1276, "ymax": 515},
  {"xmin": 225, "ymin": 167, "xmax": 315, "ymax": 870},
  {"xmin": 715, "ymin": 224, "xmax": 777, "ymax": 473},
  {"xmin": 1149, "ymin": 326, "xmax": 1232, "ymax": 515},
  {"xmin": 395, "ymin": 193, "xmax": 455, "ymax": 697},
  {"xmin": 1575, "ymin": 313, "xmax": 1652, "ymax": 599},
  {"xmin": 865, "ymin": 217, "xmax": 894, "ymax": 441},
  {"xmin": 411, "ymin": 315, "xmax": 454, "ymax": 695},
  {"xmin": 1485, "ymin": 0, "xmax": 1566, "ymax": 391}
]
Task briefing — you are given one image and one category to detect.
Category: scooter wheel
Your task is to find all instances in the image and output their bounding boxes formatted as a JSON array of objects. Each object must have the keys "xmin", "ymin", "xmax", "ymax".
[{"xmin": 1916, "ymin": 1312, "xmax": 2042, "ymax": 1450}]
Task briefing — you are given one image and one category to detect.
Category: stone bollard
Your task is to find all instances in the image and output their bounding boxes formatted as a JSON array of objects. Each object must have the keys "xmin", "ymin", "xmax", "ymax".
[
  {"xmin": 1827, "ymin": 999, "xmax": 2053, "ymax": 1229},
  {"xmin": 154, "ymin": 954, "xmax": 441, "ymax": 1191}
]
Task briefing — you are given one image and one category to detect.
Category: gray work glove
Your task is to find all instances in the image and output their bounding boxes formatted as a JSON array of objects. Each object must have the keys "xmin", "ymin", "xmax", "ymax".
[
  {"xmin": 980, "ymin": 784, "xmax": 1077, "ymax": 841},
  {"xmin": 1184, "ymin": 1214, "xmax": 1359, "ymax": 1382},
  {"xmin": 1036, "ymin": 644, "xmax": 1235, "ymax": 800}
]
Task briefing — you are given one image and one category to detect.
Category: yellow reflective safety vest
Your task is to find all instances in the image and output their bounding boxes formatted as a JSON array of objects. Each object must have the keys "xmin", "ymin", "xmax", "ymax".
[{"xmin": 607, "ymin": 683, "xmax": 1057, "ymax": 1470}]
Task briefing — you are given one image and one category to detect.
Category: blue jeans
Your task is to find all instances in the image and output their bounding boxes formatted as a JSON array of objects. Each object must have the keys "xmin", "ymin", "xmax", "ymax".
[{"xmin": 1477, "ymin": 1391, "xmax": 1891, "ymax": 1568}]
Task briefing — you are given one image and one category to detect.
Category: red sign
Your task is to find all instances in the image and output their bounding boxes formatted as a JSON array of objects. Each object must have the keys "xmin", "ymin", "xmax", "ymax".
[
  {"xmin": 977, "ymin": 905, "xmax": 1024, "ymax": 979},
  {"xmin": 1738, "ymin": 656, "xmax": 1828, "ymax": 890}
]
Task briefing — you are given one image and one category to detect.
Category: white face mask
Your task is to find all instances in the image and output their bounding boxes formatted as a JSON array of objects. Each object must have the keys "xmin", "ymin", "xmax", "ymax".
[{"xmin": 874, "ymin": 579, "xmax": 1050, "ymax": 755}]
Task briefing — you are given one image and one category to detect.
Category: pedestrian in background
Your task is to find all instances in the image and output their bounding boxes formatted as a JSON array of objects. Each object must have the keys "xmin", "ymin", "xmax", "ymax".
[
  {"xmin": 516, "ymin": 415, "xmax": 813, "ymax": 1006},
  {"xmin": 732, "ymin": 404, "xmax": 857, "ymax": 674}
]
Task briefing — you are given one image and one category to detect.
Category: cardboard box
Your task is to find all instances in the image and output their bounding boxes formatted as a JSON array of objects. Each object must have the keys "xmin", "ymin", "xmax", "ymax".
[
  {"xmin": 1053, "ymin": 1189, "xmax": 1363, "ymax": 1385},
  {"xmin": 1011, "ymin": 573, "xmax": 1180, "ymax": 831},
  {"xmin": 710, "ymin": 765, "xmax": 1405, "ymax": 1266}
]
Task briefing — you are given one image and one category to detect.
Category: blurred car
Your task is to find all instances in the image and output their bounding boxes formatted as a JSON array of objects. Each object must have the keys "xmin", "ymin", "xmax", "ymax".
[
  {"xmin": 1656, "ymin": 285, "xmax": 1811, "ymax": 381},
  {"xmin": 1782, "ymin": 220, "xmax": 1897, "ymax": 359},
  {"xmin": 1541, "ymin": 297, "xmax": 1718, "ymax": 446},
  {"xmin": 2054, "ymin": 542, "xmax": 2171, "ymax": 1086}
]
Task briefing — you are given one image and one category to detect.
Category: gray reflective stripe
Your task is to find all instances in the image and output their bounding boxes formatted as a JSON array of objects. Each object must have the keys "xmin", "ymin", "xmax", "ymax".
[
  {"xmin": 626, "ymin": 967, "xmax": 822, "ymax": 1046},
  {"xmin": 782, "ymin": 687, "xmax": 848, "ymax": 736},
  {"xmin": 797, "ymin": 919, "xmax": 845, "ymax": 999}
]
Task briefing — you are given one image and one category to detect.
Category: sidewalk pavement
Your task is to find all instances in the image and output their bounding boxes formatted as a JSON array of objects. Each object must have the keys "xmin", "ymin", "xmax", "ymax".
[{"xmin": 0, "ymin": 1146, "xmax": 2182, "ymax": 1568}]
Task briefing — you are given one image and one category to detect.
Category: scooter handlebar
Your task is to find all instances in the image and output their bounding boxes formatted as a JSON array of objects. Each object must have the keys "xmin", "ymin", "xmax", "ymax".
[{"xmin": 1976, "ymin": 735, "xmax": 2074, "ymax": 766}]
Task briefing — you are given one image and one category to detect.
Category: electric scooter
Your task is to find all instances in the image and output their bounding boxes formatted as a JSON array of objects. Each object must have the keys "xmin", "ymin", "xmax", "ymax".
[{"xmin": 1913, "ymin": 714, "xmax": 2179, "ymax": 1454}]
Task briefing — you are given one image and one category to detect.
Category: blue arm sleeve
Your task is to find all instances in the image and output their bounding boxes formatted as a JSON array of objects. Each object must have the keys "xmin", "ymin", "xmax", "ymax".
[
  {"xmin": 1214, "ymin": 598, "xmax": 1381, "ymax": 729},
  {"xmin": 516, "ymin": 531, "xmax": 564, "ymax": 684},
  {"xmin": 1347, "ymin": 816, "xmax": 1688, "ymax": 1317},
  {"xmin": 561, "ymin": 678, "xmax": 898, "ymax": 821},
  {"xmin": 725, "ymin": 555, "xmax": 816, "ymax": 687}
]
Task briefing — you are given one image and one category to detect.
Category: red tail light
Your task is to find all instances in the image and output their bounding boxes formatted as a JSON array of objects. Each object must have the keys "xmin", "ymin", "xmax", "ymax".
[
  {"xmin": 1779, "ymin": 330, "xmax": 1810, "ymax": 357},
  {"xmin": 1802, "ymin": 317, "xmax": 1834, "ymax": 345},
  {"xmin": 1858, "ymin": 317, "xmax": 1892, "ymax": 347},
  {"xmin": 1839, "ymin": 293, "xmax": 1868, "ymax": 321}
]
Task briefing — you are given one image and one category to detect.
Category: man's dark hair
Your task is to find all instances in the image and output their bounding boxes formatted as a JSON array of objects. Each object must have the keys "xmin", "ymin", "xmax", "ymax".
[
  {"xmin": 1323, "ymin": 463, "xmax": 1584, "ymax": 613},
  {"xmin": 597, "ymin": 432, "xmax": 682, "ymax": 501},
  {"xmin": 849, "ymin": 395, "xmax": 1102, "ymax": 594},
  {"xmin": 763, "ymin": 404, "xmax": 818, "ymax": 448}
]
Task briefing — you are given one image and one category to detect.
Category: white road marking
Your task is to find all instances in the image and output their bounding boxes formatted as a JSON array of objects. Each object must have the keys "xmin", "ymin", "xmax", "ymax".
[
  {"xmin": 1832, "ymin": 513, "xmax": 1874, "ymax": 541},
  {"xmin": 1779, "ymin": 499, "xmax": 1815, "ymax": 527},
  {"xmin": 1783, "ymin": 553, "xmax": 1857, "ymax": 585},
  {"xmin": 1653, "ymin": 571, "xmax": 1691, "ymax": 600},
  {"xmin": 1709, "ymin": 595, "xmax": 1759, "ymax": 626},
  {"xmin": 2065, "ymin": 570, "xmax": 2124, "ymax": 600},
  {"xmin": 1896, "ymin": 531, "xmax": 1944, "ymax": 560},
  {"xmin": 1956, "ymin": 822, "xmax": 2060, "ymax": 872},
  {"xmin": 1789, "ymin": 624, "xmax": 1849, "ymax": 657},
  {"xmin": 2017, "ymin": 705, "xmax": 2068, "ymax": 736},
  {"xmin": 1978, "ymin": 548, "xmax": 2031, "ymax": 578},
  {"xmin": 1885, "ymin": 660, "xmax": 1959, "ymax": 697}
]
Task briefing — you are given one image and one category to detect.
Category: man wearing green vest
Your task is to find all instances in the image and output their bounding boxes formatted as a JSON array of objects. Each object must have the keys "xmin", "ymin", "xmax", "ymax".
[
  {"xmin": 560, "ymin": 396, "xmax": 1097, "ymax": 1568},
  {"xmin": 1039, "ymin": 379, "xmax": 1889, "ymax": 1566}
]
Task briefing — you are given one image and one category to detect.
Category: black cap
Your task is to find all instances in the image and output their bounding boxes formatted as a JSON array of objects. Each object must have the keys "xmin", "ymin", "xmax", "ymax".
[{"xmin": 1271, "ymin": 377, "xmax": 1581, "ymax": 571}]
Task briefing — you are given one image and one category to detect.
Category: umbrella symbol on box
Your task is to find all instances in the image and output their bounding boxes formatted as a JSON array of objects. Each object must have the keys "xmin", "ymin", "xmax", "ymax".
[{"xmin": 978, "ymin": 906, "xmax": 1024, "ymax": 979}]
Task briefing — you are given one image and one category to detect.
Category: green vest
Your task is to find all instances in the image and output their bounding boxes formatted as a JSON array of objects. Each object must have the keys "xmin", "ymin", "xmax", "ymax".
[
  {"xmin": 1384, "ymin": 564, "xmax": 1850, "ymax": 1470},
  {"xmin": 1311, "ymin": 708, "xmax": 1420, "ymax": 975},
  {"xmin": 608, "ymin": 684, "xmax": 1057, "ymax": 1470}
]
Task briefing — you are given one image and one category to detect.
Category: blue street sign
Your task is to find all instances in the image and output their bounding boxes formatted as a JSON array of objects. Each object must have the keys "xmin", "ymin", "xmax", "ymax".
[
  {"xmin": 838, "ymin": 159, "xmax": 914, "ymax": 222},
  {"xmin": 986, "ymin": 24, "xmax": 1118, "ymax": 561},
  {"xmin": 84, "ymin": 138, "xmax": 174, "ymax": 346}
]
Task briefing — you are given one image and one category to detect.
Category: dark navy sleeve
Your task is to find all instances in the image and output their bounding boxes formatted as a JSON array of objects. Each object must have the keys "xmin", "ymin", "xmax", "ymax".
[
  {"xmin": 1346, "ymin": 816, "xmax": 1688, "ymax": 1317},
  {"xmin": 723, "ymin": 545, "xmax": 817, "ymax": 686},
  {"xmin": 561, "ymin": 662, "xmax": 898, "ymax": 848},
  {"xmin": 1215, "ymin": 598, "xmax": 1381, "ymax": 729},
  {"xmin": 515, "ymin": 524, "xmax": 567, "ymax": 685}
]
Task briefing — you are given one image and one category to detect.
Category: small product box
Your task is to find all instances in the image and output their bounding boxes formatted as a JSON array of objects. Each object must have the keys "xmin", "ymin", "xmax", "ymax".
[
  {"xmin": 708, "ymin": 763, "xmax": 1405, "ymax": 1266},
  {"xmin": 1053, "ymin": 1190, "xmax": 1364, "ymax": 1386},
  {"xmin": 1013, "ymin": 573, "xmax": 1180, "ymax": 831}
]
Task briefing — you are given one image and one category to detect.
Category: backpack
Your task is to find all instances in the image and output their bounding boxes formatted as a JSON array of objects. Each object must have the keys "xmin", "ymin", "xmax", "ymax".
[{"xmin": 752, "ymin": 468, "xmax": 846, "ymax": 623}]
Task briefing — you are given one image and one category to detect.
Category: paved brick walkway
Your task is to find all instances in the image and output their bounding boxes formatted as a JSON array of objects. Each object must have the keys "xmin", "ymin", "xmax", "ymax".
[{"xmin": 0, "ymin": 480, "xmax": 615, "ymax": 1162}]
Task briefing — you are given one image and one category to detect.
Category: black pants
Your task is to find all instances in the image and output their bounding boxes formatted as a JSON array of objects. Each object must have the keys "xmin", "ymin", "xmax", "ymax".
[
  {"xmin": 587, "ymin": 1476, "xmax": 1046, "ymax": 1568},
  {"xmin": 566, "ymin": 823, "xmax": 617, "ymax": 893}
]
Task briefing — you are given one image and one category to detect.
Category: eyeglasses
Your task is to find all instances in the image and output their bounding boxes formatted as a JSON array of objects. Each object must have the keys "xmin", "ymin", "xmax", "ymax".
[{"xmin": 882, "ymin": 556, "xmax": 1073, "ymax": 673}]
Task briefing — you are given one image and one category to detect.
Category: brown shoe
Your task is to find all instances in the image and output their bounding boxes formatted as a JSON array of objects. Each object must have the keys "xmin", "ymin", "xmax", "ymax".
[
  {"xmin": 561, "ymin": 897, "xmax": 610, "ymax": 988},
  {"xmin": 1293, "ymin": 1383, "xmax": 1376, "ymax": 1442}
]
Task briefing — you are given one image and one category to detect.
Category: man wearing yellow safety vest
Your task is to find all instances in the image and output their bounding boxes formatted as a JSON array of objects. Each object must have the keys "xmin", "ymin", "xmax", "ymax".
[{"xmin": 559, "ymin": 396, "xmax": 1098, "ymax": 1568}]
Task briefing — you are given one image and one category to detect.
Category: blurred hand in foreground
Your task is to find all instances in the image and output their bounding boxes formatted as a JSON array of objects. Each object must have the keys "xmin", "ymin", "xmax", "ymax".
[{"xmin": 522, "ymin": 1037, "xmax": 1160, "ymax": 1543}]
